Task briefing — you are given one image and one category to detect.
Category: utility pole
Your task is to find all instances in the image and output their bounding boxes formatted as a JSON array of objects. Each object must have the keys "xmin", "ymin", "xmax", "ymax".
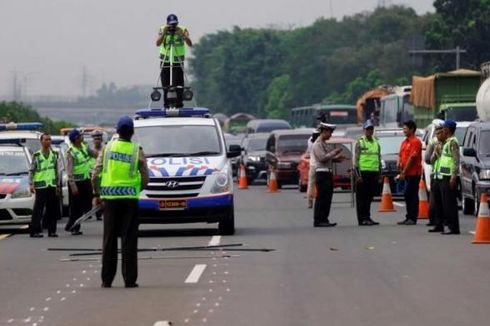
[
  {"xmin": 81, "ymin": 66, "xmax": 88, "ymax": 97},
  {"xmin": 409, "ymin": 46, "xmax": 467, "ymax": 70},
  {"xmin": 11, "ymin": 70, "xmax": 21, "ymax": 101}
]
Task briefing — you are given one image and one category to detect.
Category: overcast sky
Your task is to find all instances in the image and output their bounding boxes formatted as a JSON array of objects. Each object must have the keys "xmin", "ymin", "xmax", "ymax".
[{"xmin": 0, "ymin": 0, "xmax": 434, "ymax": 98}]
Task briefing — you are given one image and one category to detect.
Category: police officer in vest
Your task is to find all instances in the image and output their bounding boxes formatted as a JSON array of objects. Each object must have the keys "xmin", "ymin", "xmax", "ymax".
[
  {"xmin": 156, "ymin": 14, "xmax": 193, "ymax": 108},
  {"xmin": 433, "ymin": 119, "xmax": 461, "ymax": 234},
  {"xmin": 424, "ymin": 119, "xmax": 444, "ymax": 229},
  {"xmin": 29, "ymin": 133, "xmax": 61, "ymax": 237},
  {"xmin": 92, "ymin": 116, "xmax": 148, "ymax": 288},
  {"xmin": 355, "ymin": 120, "xmax": 381, "ymax": 226},
  {"xmin": 64, "ymin": 129, "xmax": 98, "ymax": 235},
  {"xmin": 90, "ymin": 130, "xmax": 105, "ymax": 220}
]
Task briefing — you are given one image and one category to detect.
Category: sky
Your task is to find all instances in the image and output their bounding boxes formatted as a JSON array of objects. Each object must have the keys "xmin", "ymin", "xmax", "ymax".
[{"xmin": 0, "ymin": 0, "xmax": 434, "ymax": 98}]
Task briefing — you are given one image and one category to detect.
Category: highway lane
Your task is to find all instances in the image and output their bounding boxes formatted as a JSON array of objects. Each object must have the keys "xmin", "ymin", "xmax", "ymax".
[{"xmin": 1, "ymin": 185, "xmax": 489, "ymax": 326}]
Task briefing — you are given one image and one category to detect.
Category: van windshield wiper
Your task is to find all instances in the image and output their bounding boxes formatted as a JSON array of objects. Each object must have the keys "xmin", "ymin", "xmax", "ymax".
[
  {"xmin": 5, "ymin": 171, "xmax": 29, "ymax": 176},
  {"xmin": 188, "ymin": 151, "xmax": 220, "ymax": 156},
  {"xmin": 146, "ymin": 153, "xmax": 187, "ymax": 158}
]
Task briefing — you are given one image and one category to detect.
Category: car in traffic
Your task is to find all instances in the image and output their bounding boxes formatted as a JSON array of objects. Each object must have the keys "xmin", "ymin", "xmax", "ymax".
[
  {"xmin": 297, "ymin": 137, "xmax": 355, "ymax": 192},
  {"xmin": 265, "ymin": 129, "xmax": 314, "ymax": 188},
  {"xmin": 375, "ymin": 129, "xmax": 408, "ymax": 196},
  {"xmin": 0, "ymin": 122, "xmax": 43, "ymax": 153},
  {"xmin": 0, "ymin": 140, "xmax": 34, "ymax": 224},
  {"xmin": 132, "ymin": 107, "xmax": 241, "ymax": 235},
  {"xmin": 223, "ymin": 133, "xmax": 243, "ymax": 178},
  {"xmin": 236, "ymin": 133, "xmax": 269, "ymax": 184},
  {"xmin": 460, "ymin": 121, "xmax": 490, "ymax": 215},
  {"xmin": 245, "ymin": 119, "xmax": 292, "ymax": 134}
]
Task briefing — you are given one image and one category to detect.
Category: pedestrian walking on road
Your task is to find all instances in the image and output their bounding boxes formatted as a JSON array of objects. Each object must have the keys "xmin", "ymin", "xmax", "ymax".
[
  {"xmin": 433, "ymin": 119, "xmax": 461, "ymax": 235},
  {"xmin": 29, "ymin": 133, "xmax": 61, "ymax": 238},
  {"xmin": 312, "ymin": 122, "xmax": 347, "ymax": 227},
  {"xmin": 64, "ymin": 129, "xmax": 98, "ymax": 235},
  {"xmin": 355, "ymin": 120, "xmax": 381, "ymax": 226},
  {"xmin": 396, "ymin": 120, "xmax": 423, "ymax": 225},
  {"xmin": 92, "ymin": 116, "xmax": 148, "ymax": 288}
]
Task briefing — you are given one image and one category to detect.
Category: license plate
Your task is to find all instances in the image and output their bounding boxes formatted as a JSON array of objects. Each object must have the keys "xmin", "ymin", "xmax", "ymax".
[{"xmin": 159, "ymin": 200, "xmax": 187, "ymax": 210}]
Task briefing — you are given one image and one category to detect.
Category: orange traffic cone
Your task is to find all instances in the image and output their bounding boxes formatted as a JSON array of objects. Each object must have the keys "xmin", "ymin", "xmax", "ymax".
[
  {"xmin": 379, "ymin": 176, "xmax": 396, "ymax": 212},
  {"xmin": 472, "ymin": 193, "xmax": 490, "ymax": 244},
  {"xmin": 312, "ymin": 185, "xmax": 317, "ymax": 199},
  {"xmin": 268, "ymin": 168, "xmax": 280, "ymax": 193},
  {"xmin": 238, "ymin": 163, "xmax": 248, "ymax": 189},
  {"xmin": 418, "ymin": 179, "xmax": 429, "ymax": 219}
]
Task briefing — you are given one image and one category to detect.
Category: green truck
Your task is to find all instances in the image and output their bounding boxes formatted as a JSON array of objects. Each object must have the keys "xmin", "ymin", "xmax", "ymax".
[{"xmin": 410, "ymin": 69, "xmax": 481, "ymax": 127}]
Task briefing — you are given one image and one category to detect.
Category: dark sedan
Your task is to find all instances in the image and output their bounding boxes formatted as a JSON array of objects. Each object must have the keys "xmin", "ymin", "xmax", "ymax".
[{"xmin": 236, "ymin": 133, "xmax": 269, "ymax": 184}]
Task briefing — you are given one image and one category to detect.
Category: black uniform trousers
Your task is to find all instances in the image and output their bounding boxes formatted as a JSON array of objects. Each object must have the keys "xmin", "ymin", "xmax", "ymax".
[
  {"xmin": 438, "ymin": 176, "xmax": 460, "ymax": 233},
  {"xmin": 356, "ymin": 171, "xmax": 379, "ymax": 224},
  {"xmin": 404, "ymin": 175, "xmax": 420, "ymax": 222},
  {"xmin": 31, "ymin": 186, "xmax": 60, "ymax": 235},
  {"xmin": 160, "ymin": 62, "xmax": 184, "ymax": 108},
  {"xmin": 101, "ymin": 199, "xmax": 139, "ymax": 286},
  {"xmin": 314, "ymin": 171, "xmax": 334, "ymax": 223},
  {"xmin": 431, "ymin": 178, "xmax": 445, "ymax": 229},
  {"xmin": 428, "ymin": 176, "xmax": 438, "ymax": 225},
  {"xmin": 65, "ymin": 179, "xmax": 93, "ymax": 232}
]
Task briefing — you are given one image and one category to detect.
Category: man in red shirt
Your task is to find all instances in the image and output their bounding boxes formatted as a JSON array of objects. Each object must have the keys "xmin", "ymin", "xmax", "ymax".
[{"xmin": 396, "ymin": 120, "xmax": 422, "ymax": 225}]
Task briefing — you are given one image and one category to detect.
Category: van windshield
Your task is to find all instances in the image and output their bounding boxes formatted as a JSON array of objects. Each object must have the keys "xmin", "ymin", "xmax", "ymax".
[
  {"xmin": 133, "ymin": 125, "xmax": 222, "ymax": 157},
  {"xmin": 277, "ymin": 135, "xmax": 309, "ymax": 154},
  {"xmin": 247, "ymin": 138, "xmax": 268, "ymax": 151},
  {"xmin": 0, "ymin": 151, "xmax": 29, "ymax": 175}
]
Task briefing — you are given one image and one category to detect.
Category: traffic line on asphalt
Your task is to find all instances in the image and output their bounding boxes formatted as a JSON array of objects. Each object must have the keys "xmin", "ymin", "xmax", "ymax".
[
  {"xmin": 393, "ymin": 202, "xmax": 405, "ymax": 207},
  {"xmin": 185, "ymin": 264, "xmax": 207, "ymax": 283},
  {"xmin": 208, "ymin": 235, "xmax": 221, "ymax": 246}
]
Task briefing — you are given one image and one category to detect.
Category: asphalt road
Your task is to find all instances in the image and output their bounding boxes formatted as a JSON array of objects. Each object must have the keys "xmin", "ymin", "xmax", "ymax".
[{"xmin": 1, "ymin": 185, "xmax": 489, "ymax": 326}]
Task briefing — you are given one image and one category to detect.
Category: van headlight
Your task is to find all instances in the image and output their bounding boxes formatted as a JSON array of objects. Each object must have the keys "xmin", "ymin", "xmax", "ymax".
[
  {"xmin": 11, "ymin": 188, "xmax": 32, "ymax": 199},
  {"xmin": 381, "ymin": 159, "xmax": 386, "ymax": 170},
  {"xmin": 479, "ymin": 169, "xmax": 490, "ymax": 180},
  {"xmin": 210, "ymin": 172, "xmax": 229, "ymax": 193},
  {"xmin": 248, "ymin": 156, "xmax": 260, "ymax": 162}
]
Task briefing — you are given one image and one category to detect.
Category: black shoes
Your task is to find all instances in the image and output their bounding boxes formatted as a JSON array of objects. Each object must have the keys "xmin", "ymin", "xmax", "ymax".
[
  {"xmin": 71, "ymin": 231, "xmax": 83, "ymax": 236},
  {"xmin": 360, "ymin": 220, "xmax": 374, "ymax": 226},
  {"xmin": 48, "ymin": 233, "xmax": 58, "ymax": 237},
  {"xmin": 428, "ymin": 227, "xmax": 443, "ymax": 233},
  {"xmin": 125, "ymin": 283, "xmax": 139, "ymax": 288},
  {"xmin": 314, "ymin": 221, "xmax": 337, "ymax": 227},
  {"xmin": 441, "ymin": 230, "xmax": 460, "ymax": 235},
  {"xmin": 398, "ymin": 219, "xmax": 416, "ymax": 225},
  {"xmin": 426, "ymin": 222, "xmax": 435, "ymax": 226},
  {"xmin": 101, "ymin": 283, "xmax": 112, "ymax": 288},
  {"xmin": 30, "ymin": 233, "xmax": 43, "ymax": 238}
]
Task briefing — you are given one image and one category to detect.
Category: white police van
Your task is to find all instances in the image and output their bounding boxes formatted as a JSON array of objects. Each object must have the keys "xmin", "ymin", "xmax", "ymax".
[{"xmin": 132, "ymin": 108, "xmax": 241, "ymax": 235}]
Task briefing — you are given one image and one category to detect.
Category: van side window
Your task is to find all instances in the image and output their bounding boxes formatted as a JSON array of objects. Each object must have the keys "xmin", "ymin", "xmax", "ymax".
[
  {"xmin": 464, "ymin": 130, "xmax": 472, "ymax": 148},
  {"xmin": 266, "ymin": 136, "xmax": 275, "ymax": 152}
]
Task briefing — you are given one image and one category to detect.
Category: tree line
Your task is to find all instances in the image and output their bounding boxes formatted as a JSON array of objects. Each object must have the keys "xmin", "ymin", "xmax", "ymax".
[{"xmin": 189, "ymin": 1, "xmax": 490, "ymax": 119}]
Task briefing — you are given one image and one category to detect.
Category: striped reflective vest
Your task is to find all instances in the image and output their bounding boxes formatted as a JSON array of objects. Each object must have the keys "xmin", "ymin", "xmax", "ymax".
[
  {"xmin": 100, "ymin": 140, "xmax": 141, "ymax": 200},
  {"xmin": 32, "ymin": 150, "xmax": 57, "ymax": 189},
  {"xmin": 438, "ymin": 136, "xmax": 459, "ymax": 177},
  {"xmin": 358, "ymin": 136, "xmax": 380, "ymax": 172},
  {"xmin": 68, "ymin": 143, "xmax": 91, "ymax": 181},
  {"xmin": 159, "ymin": 25, "xmax": 187, "ymax": 63}
]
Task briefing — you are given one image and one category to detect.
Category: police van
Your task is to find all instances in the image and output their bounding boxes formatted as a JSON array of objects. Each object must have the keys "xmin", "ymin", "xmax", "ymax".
[
  {"xmin": 132, "ymin": 108, "xmax": 241, "ymax": 235},
  {"xmin": 0, "ymin": 140, "xmax": 34, "ymax": 224}
]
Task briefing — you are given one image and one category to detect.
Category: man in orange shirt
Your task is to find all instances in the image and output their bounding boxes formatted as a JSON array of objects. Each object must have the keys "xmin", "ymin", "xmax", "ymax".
[{"xmin": 396, "ymin": 120, "xmax": 422, "ymax": 225}]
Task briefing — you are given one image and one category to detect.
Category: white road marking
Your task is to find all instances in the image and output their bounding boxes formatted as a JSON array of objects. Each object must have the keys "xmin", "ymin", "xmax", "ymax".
[
  {"xmin": 153, "ymin": 322, "xmax": 173, "ymax": 326},
  {"xmin": 208, "ymin": 236, "xmax": 221, "ymax": 246},
  {"xmin": 393, "ymin": 202, "xmax": 405, "ymax": 207},
  {"xmin": 185, "ymin": 264, "xmax": 207, "ymax": 283}
]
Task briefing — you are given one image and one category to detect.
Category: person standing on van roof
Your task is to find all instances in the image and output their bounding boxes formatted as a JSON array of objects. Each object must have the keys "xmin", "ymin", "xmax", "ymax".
[
  {"xmin": 354, "ymin": 120, "xmax": 381, "ymax": 226},
  {"xmin": 312, "ymin": 123, "xmax": 347, "ymax": 227},
  {"xmin": 92, "ymin": 116, "xmax": 149, "ymax": 288},
  {"xmin": 156, "ymin": 14, "xmax": 192, "ymax": 108},
  {"xmin": 64, "ymin": 129, "xmax": 98, "ymax": 235},
  {"xmin": 396, "ymin": 120, "xmax": 422, "ymax": 225}
]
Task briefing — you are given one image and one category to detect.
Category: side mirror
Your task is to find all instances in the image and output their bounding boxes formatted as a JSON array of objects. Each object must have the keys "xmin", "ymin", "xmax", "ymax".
[
  {"xmin": 227, "ymin": 144, "xmax": 241, "ymax": 158},
  {"xmin": 463, "ymin": 148, "xmax": 477, "ymax": 157}
]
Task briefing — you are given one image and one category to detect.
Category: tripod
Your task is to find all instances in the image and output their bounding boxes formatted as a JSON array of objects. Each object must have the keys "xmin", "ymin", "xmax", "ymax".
[{"xmin": 152, "ymin": 32, "xmax": 193, "ymax": 109}]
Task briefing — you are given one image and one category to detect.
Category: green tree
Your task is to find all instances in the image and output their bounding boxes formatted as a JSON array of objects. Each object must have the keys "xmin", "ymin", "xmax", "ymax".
[{"xmin": 262, "ymin": 74, "xmax": 292, "ymax": 118}]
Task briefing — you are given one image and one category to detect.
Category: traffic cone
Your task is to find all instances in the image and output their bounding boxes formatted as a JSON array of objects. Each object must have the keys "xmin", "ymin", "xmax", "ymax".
[
  {"xmin": 418, "ymin": 179, "xmax": 429, "ymax": 219},
  {"xmin": 378, "ymin": 176, "xmax": 396, "ymax": 212},
  {"xmin": 472, "ymin": 193, "xmax": 490, "ymax": 244},
  {"xmin": 238, "ymin": 163, "xmax": 248, "ymax": 189},
  {"xmin": 312, "ymin": 185, "xmax": 317, "ymax": 198},
  {"xmin": 268, "ymin": 168, "xmax": 280, "ymax": 193}
]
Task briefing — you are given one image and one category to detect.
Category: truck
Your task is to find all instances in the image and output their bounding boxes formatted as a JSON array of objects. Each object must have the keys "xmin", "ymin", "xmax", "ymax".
[
  {"xmin": 356, "ymin": 86, "xmax": 393, "ymax": 125},
  {"xmin": 410, "ymin": 69, "xmax": 481, "ymax": 127}
]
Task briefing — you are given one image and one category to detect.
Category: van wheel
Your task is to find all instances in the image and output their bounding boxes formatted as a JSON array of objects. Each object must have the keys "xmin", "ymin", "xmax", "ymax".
[
  {"xmin": 219, "ymin": 208, "xmax": 235, "ymax": 235},
  {"xmin": 462, "ymin": 196, "xmax": 475, "ymax": 215}
]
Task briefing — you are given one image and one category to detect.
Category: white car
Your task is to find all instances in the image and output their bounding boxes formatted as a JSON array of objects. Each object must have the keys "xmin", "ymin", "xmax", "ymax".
[
  {"xmin": 0, "ymin": 143, "xmax": 34, "ymax": 224},
  {"xmin": 132, "ymin": 108, "xmax": 241, "ymax": 235},
  {"xmin": 421, "ymin": 121, "xmax": 472, "ymax": 191}
]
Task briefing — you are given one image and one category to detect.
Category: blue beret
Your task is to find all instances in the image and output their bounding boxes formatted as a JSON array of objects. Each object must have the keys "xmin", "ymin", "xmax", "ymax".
[
  {"xmin": 68, "ymin": 129, "xmax": 81, "ymax": 142},
  {"xmin": 443, "ymin": 119, "xmax": 457, "ymax": 129}
]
